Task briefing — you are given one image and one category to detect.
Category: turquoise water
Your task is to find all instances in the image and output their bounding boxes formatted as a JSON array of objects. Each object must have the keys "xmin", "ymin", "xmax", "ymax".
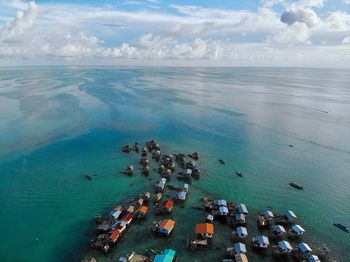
[{"xmin": 0, "ymin": 67, "xmax": 349, "ymax": 262}]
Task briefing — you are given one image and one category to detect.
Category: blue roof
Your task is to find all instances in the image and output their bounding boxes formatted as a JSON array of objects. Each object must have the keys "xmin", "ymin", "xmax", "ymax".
[
  {"xmin": 298, "ymin": 243, "xmax": 312, "ymax": 253},
  {"xmin": 263, "ymin": 210, "xmax": 274, "ymax": 218},
  {"xmin": 234, "ymin": 242, "xmax": 247, "ymax": 253},
  {"xmin": 217, "ymin": 199, "xmax": 227, "ymax": 206},
  {"xmin": 178, "ymin": 191, "xmax": 187, "ymax": 200},
  {"xmin": 258, "ymin": 235, "xmax": 269, "ymax": 245},
  {"xmin": 236, "ymin": 226, "xmax": 248, "ymax": 236},
  {"xmin": 154, "ymin": 249, "xmax": 176, "ymax": 262},
  {"xmin": 219, "ymin": 206, "xmax": 229, "ymax": 214},
  {"xmin": 237, "ymin": 203, "xmax": 248, "ymax": 214},
  {"xmin": 292, "ymin": 224, "xmax": 305, "ymax": 234},
  {"xmin": 309, "ymin": 255, "xmax": 320, "ymax": 262},
  {"xmin": 274, "ymin": 225, "xmax": 286, "ymax": 233},
  {"xmin": 163, "ymin": 249, "xmax": 176, "ymax": 257},
  {"xmin": 285, "ymin": 210, "xmax": 297, "ymax": 220},
  {"xmin": 278, "ymin": 240, "xmax": 292, "ymax": 251}
]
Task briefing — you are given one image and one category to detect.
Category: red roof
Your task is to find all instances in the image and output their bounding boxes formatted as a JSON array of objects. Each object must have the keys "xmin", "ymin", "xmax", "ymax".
[
  {"xmin": 163, "ymin": 200, "xmax": 174, "ymax": 210},
  {"xmin": 122, "ymin": 213, "xmax": 133, "ymax": 223},
  {"xmin": 159, "ymin": 219, "xmax": 175, "ymax": 231},
  {"xmin": 109, "ymin": 229, "xmax": 120, "ymax": 242}
]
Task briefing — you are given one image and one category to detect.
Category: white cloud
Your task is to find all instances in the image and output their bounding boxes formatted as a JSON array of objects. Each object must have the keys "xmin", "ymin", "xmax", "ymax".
[
  {"xmin": 0, "ymin": 1, "xmax": 39, "ymax": 42},
  {"xmin": 343, "ymin": 0, "xmax": 350, "ymax": 4},
  {"xmin": 0, "ymin": 0, "xmax": 349, "ymax": 67},
  {"xmin": 342, "ymin": 36, "xmax": 350, "ymax": 44},
  {"xmin": 267, "ymin": 22, "xmax": 310, "ymax": 44}
]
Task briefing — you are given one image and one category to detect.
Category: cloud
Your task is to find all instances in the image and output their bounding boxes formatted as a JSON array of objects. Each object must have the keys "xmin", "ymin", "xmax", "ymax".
[
  {"xmin": 343, "ymin": 0, "xmax": 350, "ymax": 4},
  {"xmin": 280, "ymin": 8, "xmax": 320, "ymax": 27},
  {"xmin": 324, "ymin": 11, "xmax": 350, "ymax": 31},
  {"xmin": 0, "ymin": 1, "xmax": 39, "ymax": 42},
  {"xmin": 342, "ymin": 36, "xmax": 350, "ymax": 44},
  {"xmin": 267, "ymin": 22, "xmax": 310, "ymax": 44}
]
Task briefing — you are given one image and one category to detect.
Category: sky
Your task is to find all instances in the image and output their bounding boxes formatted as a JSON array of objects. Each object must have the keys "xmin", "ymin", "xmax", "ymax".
[{"xmin": 0, "ymin": 0, "xmax": 350, "ymax": 67}]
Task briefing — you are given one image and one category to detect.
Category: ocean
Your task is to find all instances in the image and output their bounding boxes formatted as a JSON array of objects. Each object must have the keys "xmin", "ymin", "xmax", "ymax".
[{"xmin": 0, "ymin": 67, "xmax": 349, "ymax": 262}]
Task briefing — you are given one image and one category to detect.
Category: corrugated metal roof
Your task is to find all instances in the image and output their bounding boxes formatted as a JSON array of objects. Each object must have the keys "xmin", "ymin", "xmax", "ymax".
[{"xmin": 234, "ymin": 242, "xmax": 247, "ymax": 253}]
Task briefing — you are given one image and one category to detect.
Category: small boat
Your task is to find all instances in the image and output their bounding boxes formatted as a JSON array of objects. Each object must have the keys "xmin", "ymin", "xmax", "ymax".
[
  {"xmin": 333, "ymin": 222, "xmax": 349, "ymax": 232},
  {"xmin": 289, "ymin": 144, "xmax": 294, "ymax": 148},
  {"xmin": 122, "ymin": 145, "xmax": 131, "ymax": 153},
  {"xmin": 218, "ymin": 159, "xmax": 225, "ymax": 165},
  {"xmin": 236, "ymin": 171, "xmax": 243, "ymax": 177},
  {"xmin": 289, "ymin": 182, "xmax": 303, "ymax": 190},
  {"xmin": 84, "ymin": 174, "xmax": 93, "ymax": 180}
]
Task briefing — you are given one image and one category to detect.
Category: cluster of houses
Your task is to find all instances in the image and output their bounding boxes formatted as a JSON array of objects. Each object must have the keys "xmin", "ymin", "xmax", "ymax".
[{"xmin": 87, "ymin": 140, "xmax": 328, "ymax": 261}]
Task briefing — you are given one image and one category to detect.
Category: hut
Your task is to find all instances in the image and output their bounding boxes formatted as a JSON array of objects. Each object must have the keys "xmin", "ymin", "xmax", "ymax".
[
  {"xmin": 195, "ymin": 223, "xmax": 214, "ymax": 239},
  {"xmin": 234, "ymin": 213, "xmax": 246, "ymax": 226},
  {"xmin": 158, "ymin": 219, "xmax": 175, "ymax": 236},
  {"xmin": 234, "ymin": 254, "xmax": 248, "ymax": 262},
  {"xmin": 216, "ymin": 199, "xmax": 228, "ymax": 207},
  {"xmin": 163, "ymin": 200, "xmax": 174, "ymax": 213},
  {"xmin": 154, "ymin": 249, "xmax": 177, "ymax": 262},
  {"xmin": 289, "ymin": 224, "xmax": 305, "ymax": 237},
  {"xmin": 263, "ymin": 210, "xmax": 274, "ymax": 219},
  {"xmin": 235, "ymin": 226, "xmax": 248, "ymax": 239},
  {"xmin": 309, "ymin": 255, "xmax": 321, "ymax": 262},
  {"xmin": 206, "ymin": 214, "xmax": 214, "ymax": 223},
  {"xmin": 233, "ymin": 242, "xmax": 247, "ymax": 254},
  {"xmin": 298, "ymin": 243, "xmax": 312, "ymax": 255},
  {"xmin": 284, "ymin": 210, "xmax": 297, "ymax": 222},
  {"xmin": 155, "ymin": 178, "xmax": 166, "ymax": 192},
  {"xmin": 273, "ymin": 225, "xmax": 286, "ymax": 237},
  {"xmin": 134, "ymin": 205, "xmax": 148, "ymax": 219},
  {"xmin": 182, "ymin": 183, "xmax": 189, "ymax": 192},
  {"xmin": 252, "ymin": 235, "xmax": 269, "ymax": 250},
  {"xmin": 178, "ymin": 169, "xmax": 192, "ymax": 180},
  {"xmin": 109, "ymin": 229, "xmax": 120, "ymax": 244},
  {"xmin": 121, "ymin": 213, "xmax": 133, "ymax": 226},
  {"xmin": 176, "ymin": 191, "xmax": 187, "ymax": 201},
  {"xmin": 237, "ymin": 203, "xmax": 248, "ymax": 215},
  {"xmin": 276, "ymin": 240, "xmax": 292, "ymax": 254}
]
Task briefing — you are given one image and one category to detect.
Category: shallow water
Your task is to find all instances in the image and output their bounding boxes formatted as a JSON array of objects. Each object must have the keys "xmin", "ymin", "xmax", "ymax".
[{"xmin": 0, "ymin": 67, "xmax": 349, "ymax": 262}]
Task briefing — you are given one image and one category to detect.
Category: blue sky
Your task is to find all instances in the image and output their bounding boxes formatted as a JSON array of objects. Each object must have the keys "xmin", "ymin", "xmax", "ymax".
[{"xmin": 0, "ymin": 0, "xmax": 350, "ymax": 67}]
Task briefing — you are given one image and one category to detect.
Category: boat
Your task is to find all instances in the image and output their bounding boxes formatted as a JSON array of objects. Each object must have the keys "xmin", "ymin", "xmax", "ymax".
[
  {"xmin": 333, "ymin": 222, "xmax": 349, "ymax": 232},
  {"xmin": 84, "ymin": 174, "xmax": 93, "ymax": 180},
  {"xmin": 218, "ymin": 159, "xmax": 225, "ymax": 165},
  {"xmin": 236, "ymin": 171, "xmax": 243, "ymax": 177},
  {"xmin": 122, "ymin": 145, "xmax": 131, "ymax": 153},
  {"xmin": 289, "ymin": 182, "xmax": 303, "ymax": 190}
]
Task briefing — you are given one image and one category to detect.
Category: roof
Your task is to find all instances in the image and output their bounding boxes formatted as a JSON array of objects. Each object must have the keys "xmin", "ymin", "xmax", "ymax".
[
  {"xmin": 235, "ymin": 213, "xmax": 245, "ymax": 220},
  {"xmin": 263, "ymin": 210, "xmax": 274, "ymax": 218},
  {"xmin": 258, "ymin": 235, "xmax": 269, "ymax": 245},
  {"xmin": 137, "ymin": 205, "xmax": 148, "ymax": 214},
  {"xmin": 274, "ymin": 225, "xmax": 286, "ymax": 233},
  {"xmin": 278, "ymin": 240, "xmax": 292, "ymax": 251},
  {"xmin": 178, "ymin": 191, "xmax": 187, "ymax": 200},
  {"xmin": 237, "ymin": 203, "xmax": 248, "ymax": 214},
  {"xmin": 183, "ymin": 183, "xmax": 189, "ymax": 191},
  {"xmin": 122, "ymin": 213, "xmax": 133, "ymax": 222},
  {"xmin": 112, "ymin": 210, "xmax": 122, "ymax": 219},
  {"xmin": 159, "ymin": 219, "xmax": 175, "ymax": 231},
  {"xmin": 154, "ymin": 249, "xmax": 176, "ymax": 262},
  {"xmin": 236, "ymin": 226, "xmax": 248, "ymax": 236},
  {"xmin": 285, "ymin": 210, "xmax": 297, "ymax": 220},
  {"xmin": 163, "ymin": 249, "xmax": 176, "ymax": 257},
  {"xmin": 309, "ymin": 255, "xmax": 320, "ymax": 262},
  {"xmin": 234, "ymin": 253, "xmax": 248, "ymax": 262},
  {"xmin": 109, "ymin": 229, "xmax": 120, "ymax": 241},
  {"xmin": 299, "ymin": 243, "xmax": 312, "ymax": 253},
  {"xmin": 234, "ymin": 242, "xmax": 247, "ymax": 253},
  {"xmin": 163, "ymin": 200, "xmax": 174, "ymax": 209},
  {"xmin": 185, "ymin": 169, "xmax": 192, "ymax": 175},
  {"xmin": 217, "ymin": 199, "xmax": 227, "ymax": 206},
  {"xmin": 292, "ymin": 224, "xmax": 305, "ymax": 234},
  {"xmin": 219, "ymin": 206, "xmax": 229, "ymax": 214},
  {"xmin": 196, "ymin": 223, "xmax": 214, "ymax": 234},
  {"xmin": 154, "ymin": 254, "xmax": 172, "ymax": 262}
]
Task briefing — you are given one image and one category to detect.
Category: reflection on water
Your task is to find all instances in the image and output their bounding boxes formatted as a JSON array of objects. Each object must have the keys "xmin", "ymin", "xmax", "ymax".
[{"xmin": 0, "ymin": 67, "xmax": 349, "ymax": 262}]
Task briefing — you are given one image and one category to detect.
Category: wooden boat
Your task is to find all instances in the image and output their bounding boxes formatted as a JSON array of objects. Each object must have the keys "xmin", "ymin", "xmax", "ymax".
[
  {"xmin": 219, "ymin": 159, "xmax": 225, "ymax": 165},
  {"xmin": 84, "ymin": 174, "xmax": 93, "ymax": 180},
  {"xmin": 289, "ymin": 182, "xmax": 303, "ymax": 190},
  {"xmin": 236, "ymin": 171, "xmax": 243, "ymax": 177},
  {"xmin": 188, "ymin": 152, "xmax": 199, "ymax": 160},
  {"xmin": 333, "ymin": 222, "xmax": 349, "ymax": 232},
  {"xmin": 122, "ymin": 145, "xmax": 131, "ymax": 153}
]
